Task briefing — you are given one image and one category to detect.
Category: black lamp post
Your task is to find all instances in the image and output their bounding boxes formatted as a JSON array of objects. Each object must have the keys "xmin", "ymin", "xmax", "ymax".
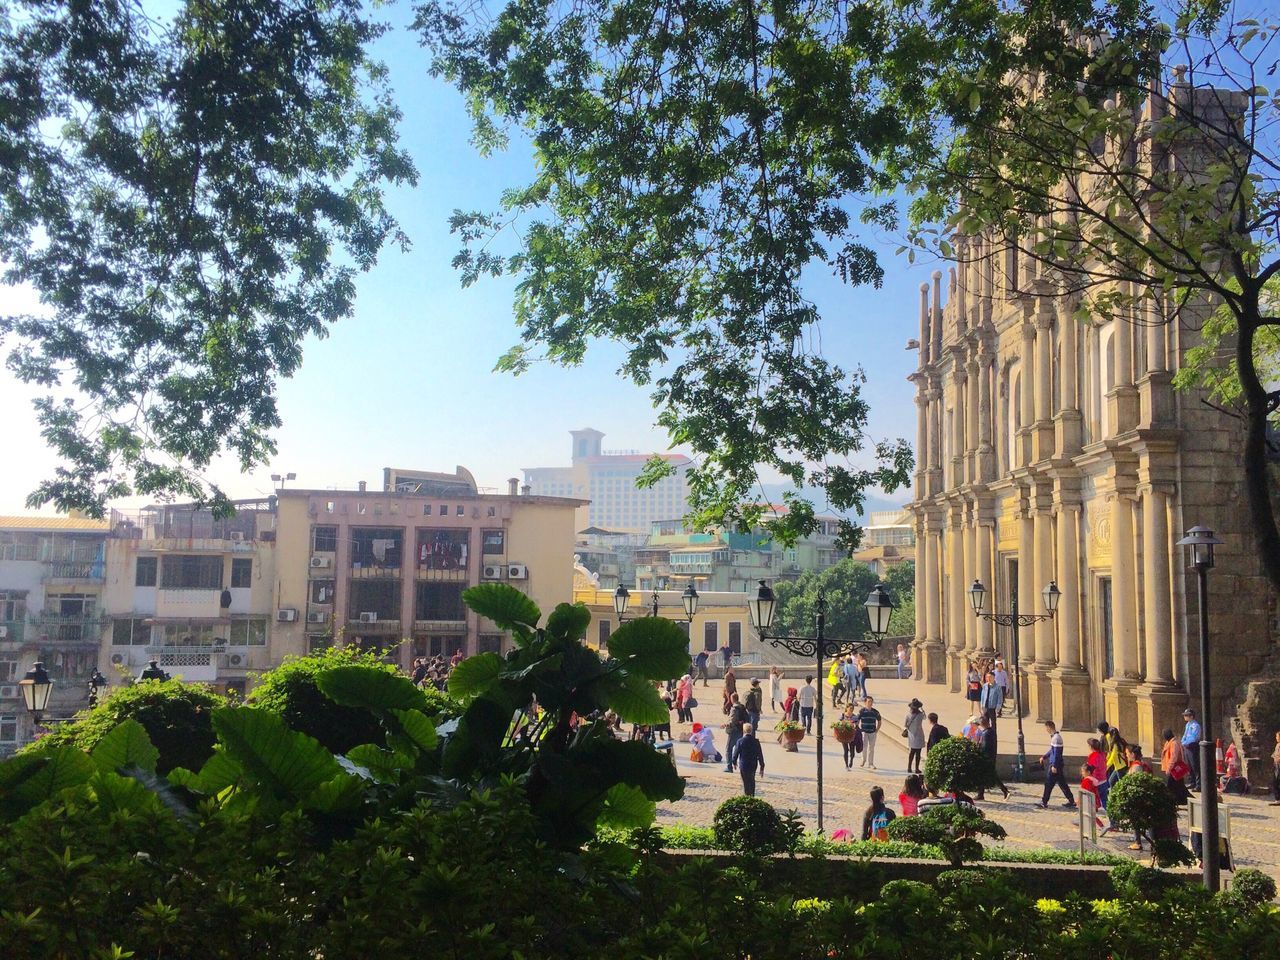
[
  {"xmin": 86, "ymin": 669, "xmax": 109, "ymax": 707},
  {"xmin": 748, "ymin": 579, "xmax": 894, "ymax": 833},
  {"xmin": 1176, "ymin": 524, "xmax": 1223, "ymax": 892},
  {"xmin": 138, "ymin": 659, "xmax": 170, "ymax": 682},
  {"xmin": 18, "ymin": 661, "xmax": 54, "ymax": 725},
  {"xmin": 614, "ymin": 583, "xmax": 698, "ymax": 623},
  {"xmin": 967, "ymin": 578, "xmax": 1060, "ymax": 782}
]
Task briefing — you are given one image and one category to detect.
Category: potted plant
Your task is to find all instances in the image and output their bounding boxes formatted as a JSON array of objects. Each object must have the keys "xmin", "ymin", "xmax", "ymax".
[
  {"xmin": 831, "ymin": 718, "xmax": 856, "ymax": 744},
  {"xmin": 775, "ymin": 718, "xmax": 805, "ymax": 747}
]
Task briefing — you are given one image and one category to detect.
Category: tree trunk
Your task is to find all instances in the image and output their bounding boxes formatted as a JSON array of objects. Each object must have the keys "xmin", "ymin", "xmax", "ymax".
[{"xmin": 1235, "ymin": 319, "xmax": 1280, "ymax": 594}]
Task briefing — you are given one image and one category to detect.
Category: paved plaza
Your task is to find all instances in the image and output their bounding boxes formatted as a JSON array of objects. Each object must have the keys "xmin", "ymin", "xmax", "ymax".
[{"xmin": 658, "ymin": 674, "xmax": 1280, "ymax": 881}]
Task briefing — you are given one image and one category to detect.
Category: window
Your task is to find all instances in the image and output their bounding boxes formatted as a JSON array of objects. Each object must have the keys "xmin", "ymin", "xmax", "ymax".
[
  {"xmin": 417, "ymin": 529, "xmax": 469, "ymax": 571},
  {"xmin": 728, "ymin": 622, "xmax": 742, "ymax": 655},
  {"xmin": 439, "ymin": 504, "xmax": 449, "ymax": 516},
  {"xmin": 160, "ymin": 623, "xmax": 220, "ymax": 646},
  {"xmin": 598, "ymin": 620, "xmax": 611, "ymax": 649},
  {"xmin": 312, "ymin": 525, "xmax": 338, "ymax": 552},
  {"xmin": 456, "ymin": 505, "xmax": 465, "ymax": 516},
  {"xmin": 160, "ymin": 555, "xmax": 224, "ymax": 589},
  {"xmin": 0, "ymin": 591, "xmax": 26, "ymax": 623},
  {"xmin": 482, "ymin": 530, "xmax": 505, "ymax": 556},
  {"xmin": 416, "ymin": 582, "xmax": 465, "ymax": 621},
  {"xmin": 487, "ymin": 506, "xmax": 496, "ymax": 518},
  {"xmin": 703, "ymin": 621, "xmax": 718, "ymax": 652},
  {"xmin": 429, "ymin": 635, "xmax": 465, "ymax": 657},
  {"xmin": 309, "ymin": 580, "xmax": 335, "ymax": 604},
  {"xmin": 1100, "ymin": 577, "xmax": 1115, "ymax": 679},
  {"xmin": 0, "ymin": 660, "xmax": 16, "ymax": 681},
  {"xmin": 230, "ymin": 558, "xmax": 253, "ymax": 588},
  {"xmin": 307, "ymin": 635, "xmax": 331, "ymax": 654},
  {"xmin": 0, "ymin": 716, "xmax": 15, "ymax": 744},
  {"xmin": 135, "ymin": 556, "xmax": 158, "ymax": 587},
  {"xmin": 350, "ymin": 527, "xmax": 403, "ymax": 569},
  {"xmin": 349, "ymin": 579, "xmax": 402, "ymax": 622},
  {"xmin": 478, "ymin": 634, "xmax": 503, "ymax": 654},
  {"xmin": 112, "ymin": 619, "xmax": 151, "ymax": 646},
  {"xmin": 229, "ymin": 619, "xmax": 267, "ymax": 646}
]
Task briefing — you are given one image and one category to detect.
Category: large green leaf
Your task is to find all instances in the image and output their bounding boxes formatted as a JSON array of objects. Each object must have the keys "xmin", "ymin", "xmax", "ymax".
[
  {"xmin": 316, "ymin": 665, "xmax": 428, "ymax": 712},
  {"xmin": 345, "ymin": 744, "xmax": 409, "ymax": 784},
  {"xmin": 120, "ymin": 766, "xmax": 195, "ymax": 824},
  {"xmin": 91, "ymin": 719, "xmax": 159, "ymax": 774},
  {"xmin": 0, "ymin": 747, "xmax": 96, "ymax": 821},
  {"xmin": 604, "ymin": 673, "xmax": 670, "ymax": 725},
  {"xmin": 447, "ymin": 652, "xmax": 503, "ymax": 700},
  {"xmin": 606, "ymin": 618, "xmax": 692, "ymax": 680},
  {"xmin": 462, "ymin": 582, "xmax": 541, "ymax": 630},
  {"xmin": 211, "ymin": 707, "xmax": 342, "ymax": 802},
  {"xmin": 545, "ymin": 602, "xmax": 591, "ymax": 641},
  {"xmin": 305, "ymin": 773, "xmax": 366, "ymax": 815},
  {"xmin": 167, "ymin": 750, "xmax": 242, "ymax": 796},
  {"xmin": 441, "ymin": 695, "xmax": 512, "ymax": 779},
  {"xmin": 392, "ymin": 709, "xmax": 438, "ymax": 751},
  {"xmin": 597, "ymin": 782, "xmax": 656, "ymax": 830},
  {"xmin": 87, "ymin": 770, "xmax": 164, "ymax": 817}
]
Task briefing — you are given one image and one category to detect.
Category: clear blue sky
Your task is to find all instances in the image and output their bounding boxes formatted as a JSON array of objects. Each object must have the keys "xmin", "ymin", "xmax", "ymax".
[{"xmin": 0, "ymin": 4, "xmax": 933, "ymax": 514}]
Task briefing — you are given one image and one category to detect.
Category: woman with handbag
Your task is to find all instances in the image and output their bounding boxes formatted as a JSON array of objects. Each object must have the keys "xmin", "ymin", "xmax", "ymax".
[
  {"xmin": 676, "ymin": 674, "xmax": 695, "ymax": 723},
  {"xmin": 1161, "ymin": 728, "xmax": 1191, "ymax": 806}
]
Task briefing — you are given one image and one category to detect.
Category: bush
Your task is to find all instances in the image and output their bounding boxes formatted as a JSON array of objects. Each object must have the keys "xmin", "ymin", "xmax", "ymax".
[
  {"xmin": 1110, "ymin": 860, "xmax": 1187, "ymax": 899},
  {"xmin": 923, "ymin": 736, "xmax": 998, "ymax": 794},
  {"xmin": 20, "ymin": 678, "xmax": 225, "ymax": 774},
  {"xmin": 248, "ymin": 646, "xmax": 453, "ymax": 754},
  {"xmin": 712, "ymin": 797, "xmax": 800, "ymax": 854},
  {"xmin": 1151, "ymin": 837, "xmax": 1195, "ymax": 868},
  {"xmin": 1106, "ymin": 772, "xmax": 1176, "ymax": 839},
  {"xmin": 886, "ymin": 804, "xmax": 1006, "ymax": 867},
  {"xmin": 1231, "ymin": 868, "xmax": 1277, "ymax": 905}
]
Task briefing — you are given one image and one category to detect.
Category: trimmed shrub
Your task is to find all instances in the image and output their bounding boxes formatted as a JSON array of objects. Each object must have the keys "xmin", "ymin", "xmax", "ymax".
[
  {"xmin": 923, "ymin": 736, "xmax": 998, "ymax": 794},
  {"xmin": 20, "ymin": 679, "xmax": 225, "ymax": 774},
  {"xmin": 886, "ymin": 804, "xmax": 1006, "ymax": 866},
  {"xmin": 1106, "ymin": 772, "xmax": 1175, "ymax": 838},
  {"xmin": 1231, "ymin": 868, "xmax": 1277, "ymax": 905},
  {"xmin": 712, "ymin": 797, "xmax": 800, "ymax": 854},
  {"xmin": 1110, "ymin": 860, "xmax": 1186, "ymax": 899}
]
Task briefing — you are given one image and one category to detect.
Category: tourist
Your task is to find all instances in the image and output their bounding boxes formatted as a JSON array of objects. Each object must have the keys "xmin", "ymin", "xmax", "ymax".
[
  {"xmin": 973, "ymin": 715, "xmax": 1010, "ymax": 801},
  {"xmin": 965, "ymin": 661, "xmax": 982, "ymax": 709},
  {"xmin": 1079, "ymin": 762, "xmax": 1106, "ymax": 829},
  {"xmin": 857, "ymin": 696, "xmax": 882, "ymax": 769},
  {"xmin": 925, "ymin": 712, "xmax": 950, "ymax": 755},
  {"xmin": 768, "ymin": 665, "xmax": 782, "ymax": 712},
  {"xmin": 1270, "ymin": 730, "xmax": 1280, "ymax": 805},
  {"xmin": 676, "ymin": 674, "xmax": 694, "ymax": 723},
  {"xmin": 693, "ymin": 649, "xmax": 710, "ymax": 686},
  {"xmin": 1085, "ymin": 738, "xmax": 1109, "ymax": 807},
  {"xmin": 689, "ymin": 722, "xmax": 721, "ymax": 763},
  {"xmin": 1104, "ymin": 727, "xmax": 1128, "ymax": 789},
  {"xmin": 902, "ymin": 698, "xmax": 926, "ymax": 774},
  {"xmin": 860, "ymin": 785, "xmax": 897, "ymax": 841},
  {"xmin": 839, "ymin": 701, "xmax": 859, "ymax": 769},
  {"xmin": 962, "ymin": 715, "xmax": 981, "ymax": 741},
  {"xmin": 993, "ymin": 658, "xmax": 1011, "ymax": 711},
  {"xmin": 1124, "ymin": 743, "xmax": 1153, "ymax": 849},
  {"xmin": 724, "ymin": 694, "xmax": 748, "ymax": 771},
  {"xmin": 1180, "ymin": 708, "xmax": 1202, "ymax": 791},
  {"xmin": 719, "ymin": 642, "xmax": 733, "ymax": 675},
  {"xmin": 896, "ymin": 643, "xmax": 910, "ymax": 679},
  {"xmin": 856, "ymin": 652, "xmax": 871, "ymax": 699},
  {"xmin": 721, "ymin": 665, "xmax": 737, "ymax": 714},
  {"xmin": 1161, "ymin": 728, "xmax": 1191, "ymax": 805},
  {"xmin": 899, "ymin": 774, "xmax": 927, "ymax": 816},
  {"xmin": 978, "ymin": 671, "xmax": 1003, "ymax": 747},
  {"xmin": 730, "ymin": 722, "xmax": 765, "ymax": 796},
  {"xmin": 656, "ymin": 684, "xmax": 673, "ymax": 741},
  {"xmin": 797, "ymin": 675, "xmax": 817, "ymax": 734},
  {"xmin": 744, "ymin": 678, "xmax": 763, "ymax": 731},
  {"xmin": 842, "ymin": 655, "xmax": 859, "ymax": 705},
  {"xmin": 1036, "ymin": 720, "xmax": 1076, "ymax": 810},
  {"xmin": 828, "ymin": 656, "xmax": 843, "ymax": 706}
]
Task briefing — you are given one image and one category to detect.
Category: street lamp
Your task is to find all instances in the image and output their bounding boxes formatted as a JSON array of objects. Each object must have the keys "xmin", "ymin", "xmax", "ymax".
[
  {"xmin": 1177, "ymin": 524, "xmax": 1224, "ymax": 892},
  {"xmin": 86, "ymin": 669, "xmax": 109, "ymax": 707},
  {"xmin": 270, "ymin": 472, "xmax": 297, "ymax": 491},
  {"xmin": 749, "ymin": 579, "xmax": 894, "ymax": 833},
  {"xmin": 615, "ymin": 584, "xmax": 697, "ymax": 623},
  {"xmin": 681, "ymin": 582, "xmax": 700, "ymax": 620},
  {"xmin": 18, "ymin": 661, "xmax": 54, "ymax": 725},
  {"xmin": 613, "ymin": 584, "xmax": 630, "ymax": 619},
  {"xmin": 138, "ymin": 659, "xmax": 170, "ymax": 682},
  {"xmin": 968, "ymin": 577, "xmax": 1060, "ymax": 782}
]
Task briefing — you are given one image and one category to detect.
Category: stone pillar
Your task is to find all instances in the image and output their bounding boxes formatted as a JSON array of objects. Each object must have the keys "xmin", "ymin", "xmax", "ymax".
[
  {"xmin": 931, "ymin": 270, "xmax": 943, "ymax": 362},
  {"xmin": 1104, "ymin": 492, "xmax": 1141, "ymax": 735},
  {"xmin": 1136, "ymin": 486, "xmax": 1183, "ymax": 751},
  {"xmin": 1031, "ymin": 499, "xmax": 1056, "ymax": 720},
  {"xmin": 1017, "ymin": 500, "xmax": 1035, "ymax": 673},
  {"xmin": 1019, "ymin": 325, "xmax": 1035, "ymax": 466},
  {"xmin": 962, "ymin": 515, "xmax": 977, "ymax": 654},
  {"xmin": 919, "ymin": 283, "xmax": 931, "ymax": 366},
  {"xmin": 1032, "ymin": 309, "xmax": 1056, "ymax": 461},
  {"xmin": 1138, "ymin": 293, "xmax": 1174, "ymax": 428},
  {"xmin": 951, "ymin": 266, "xmax": 964, "ymax": 335},
  {"xmin": 952, "ymin": 371, "xmax": 967, "ymax": 485},
  {"xmin": 946, "ymin": 510, "xmax": 966, "ymax": 691},
  {"xmin": 1050, "ymin": 499, "xmax": 1092, "ymax": 727},
  {"xmin": 914, "ymin": 512, "xmax": 926, "ymax": 648},
  {"xmin": 915, "ymin": 387, "xmax": 929, "ymax": 485},
  {"xmin": 1108, "ymin": 297, "xmax": 1139, "ymax": 434},
  {"xmin": 978, "ymin": 344, "xmax": 995, "ymax": 480},
  {"xmin": 957, "ymin": 240, "xmax": 969, "ymax": 325},
  {"xmin": 922, "ymin": 517, "xmax": 946, "ymax": 682},
  {"xmin": 1055, "ymin": 300, "xmax": 1083, "ymax": 456},
  {"xmin": 976, "ymin": 518, "xmax": 996, "ymax": 654},
  {"xmin": 928, "ymin": 384, "xmax": 944, "ymax": 495}
]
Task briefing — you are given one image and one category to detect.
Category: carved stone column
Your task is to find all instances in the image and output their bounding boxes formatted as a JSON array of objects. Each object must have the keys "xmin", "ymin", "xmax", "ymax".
[
  {"xmin": 1107, "ymin": 293, "xmax": 1139, "ymax": 435},
  {"xmin": 976, "ymin": 514, "xmax": 996, "ymax": 654},
  {"xmin": 1135, "ymin": 484, "xmax": 1183, "ymax": 752},
  {"xmin": 1032, "ymin": 307, "xmax": 1056, "ymax": 462},
  {"xmin": 1050, "ymin": 495, "xmax": 1092, "ymax": 728},
  {"xmin": 922, "ymin": 513, "xmax": 946, "ymax": 683},
  {"xmin": 978, "ymin": 342, "xmax": 995, "ymax": 481},
  {"xmin": 1138, "ymin": 293, "xmax": 1174, "ymax": 428},
  {"xmin": 1103, "ymin": 490, "xmax": 1141, "ymax": 735},
  {"xmin": 1019, "ymin": 323, "xmax": 1036, "ymax": 466},
  {"xmin": 1055, "ymin": 299, "xmax": 1083, "ymax": 456}
]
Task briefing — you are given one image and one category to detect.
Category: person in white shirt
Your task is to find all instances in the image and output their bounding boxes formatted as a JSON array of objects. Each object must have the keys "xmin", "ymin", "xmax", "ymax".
[
  {"xmin": 797, "ymin": 676, "xmax": 817, "ymax": 734},
  {"xmin": 896, "ymin": 643, "xmax": 910, "ymax": 679}
]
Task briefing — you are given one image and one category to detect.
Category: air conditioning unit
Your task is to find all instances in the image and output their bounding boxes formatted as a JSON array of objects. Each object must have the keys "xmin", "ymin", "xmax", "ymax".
[
  {"xmin": 358, "ymin": 611, "xmax": 378, "ymax": 624},
  {"xmin": 306, "ymin": 612, "xmax": 328, "ymax": 624},
  {"xmin": 0, "ymin": 685, "xmax": 16, "ymax": 699},
  {"xmin": 228, "ymin": 653, "xmax": 244, "ymax": 667},
  {"xmin": 229, "ymin": 531, "xmax": 246, "ymax": 542},
  {"xmin": 482, "ymin": 564, "xmax": 503, "ymax": 580},
  {"xmin": 110, "ymin": 653, "xmax": 125, "ymax": 665},
  {"xmin": 310, "ymin": 555, "xmax": 332, "ymax": 569},
  {"xmin": 507, "ymin": 563, "xmax": 528, "ymax": 580},
  {"xmin": 0, "ymin": 626, "xmax": 7, "ymax": 638},
  {"xmin": 276, "ymin": 608, "xmax": 298, "ymax": 622}
]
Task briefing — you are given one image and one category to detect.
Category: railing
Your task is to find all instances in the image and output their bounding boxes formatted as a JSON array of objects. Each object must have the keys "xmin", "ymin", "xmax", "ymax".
[
  {"xmin": 45, "ymin": 560, "xmax": 104, "ymax": 580},
  {"xmin": 347, "ymin": 618, "xmax": 401, "ymax": 633},
  {"xmin": 350, "ymin": 564, "xmax": 402, "ymax": 579}
]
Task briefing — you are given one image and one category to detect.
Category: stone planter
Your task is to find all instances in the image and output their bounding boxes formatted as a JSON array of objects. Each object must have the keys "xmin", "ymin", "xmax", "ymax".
[
  {"xmin": 832, "ymin": 727, "xmax": 856, "ymax": 744},
  {"xmin": 782, "ymin": 727, "xmax": 806, "ymax": 744}
]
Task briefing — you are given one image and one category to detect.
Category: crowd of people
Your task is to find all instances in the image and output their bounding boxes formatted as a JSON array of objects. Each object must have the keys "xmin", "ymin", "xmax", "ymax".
[{"xmin": 409, "ymin": 651, "xmax": 462, "ymax": 690}]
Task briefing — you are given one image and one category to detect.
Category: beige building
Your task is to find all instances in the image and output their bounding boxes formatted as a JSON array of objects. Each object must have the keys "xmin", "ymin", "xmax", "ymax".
[
  {"xmin": 908, "ymin": 251, "xmax": 1274, "ymax": 754},
  {"xmin": 273, "ymin": 475, "xmax": 581, "ymax": 666}
]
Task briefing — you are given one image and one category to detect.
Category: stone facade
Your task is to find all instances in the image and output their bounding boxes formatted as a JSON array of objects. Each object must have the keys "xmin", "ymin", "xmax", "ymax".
[{"xmin": 908, "ymin": 248, "xmax": 1276, "ymax": 757}]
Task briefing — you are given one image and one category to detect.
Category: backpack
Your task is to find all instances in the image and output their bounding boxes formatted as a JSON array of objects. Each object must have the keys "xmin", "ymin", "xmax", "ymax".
[{"xmin": 870, "ymin": 810, "xmax": 891, "ymax": 842}]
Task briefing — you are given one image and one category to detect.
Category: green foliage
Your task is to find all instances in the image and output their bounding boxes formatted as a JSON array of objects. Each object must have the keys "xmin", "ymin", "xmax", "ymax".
[
  {"xmin": 1110, "ymin": 860, "xmax": 1189, "ymax": 900},
  {"xmin": 21, "ymin": 679, "xmax": 225, "ymax": 774},
  {"xmin": 89, "ymin": 719, "xmax": 159, "ymax": 775},
  {"xmin": 0, "ymin": 0, "xmax": 415, "ymax": 513},
  {"xmin": 248, "ymin": 646, "xmax": 432, "ymax": 756},
  {"xmin": 1106, "ymin": 772, "xmax": 1176, "ymax": 837},
  {"xmin": 1230, "ymin": 868, "xmax": 1277, "ymax": 905},
  {"xmin": 712, "ymin": 797, "xmax": 802, "ymax": 856},
  {"xmin": 887, "ymin": 805, "xmax": 1006, "ymax": 867},
  {"xmin": 923, "ymin": 736, "xmax": 998, "ymax": 794},
  {"xmin": 774, "ymin": 558, "xmax": 897, "ymax": 643},
  {"xmin": 1152, "ymin": 838, "xmax": 1196, "ymax": 869}
]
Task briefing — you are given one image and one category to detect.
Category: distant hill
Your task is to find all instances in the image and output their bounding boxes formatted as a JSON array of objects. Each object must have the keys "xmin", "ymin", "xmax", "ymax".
[{"xmin": 756, "ymin": 483, "xmax": 907, "ymax": 521}]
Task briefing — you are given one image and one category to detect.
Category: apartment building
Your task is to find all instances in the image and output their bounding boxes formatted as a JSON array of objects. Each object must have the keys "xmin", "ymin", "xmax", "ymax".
[
  {"xmin": 0, "ymin": 515, "xmax": 110, "ymax": 753},
  {"xmin": 273, "ymin": 475, "xmax": 581, "ymax": 666}
]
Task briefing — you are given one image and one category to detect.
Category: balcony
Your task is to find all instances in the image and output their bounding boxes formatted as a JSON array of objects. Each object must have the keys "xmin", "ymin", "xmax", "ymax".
[
  {"xmin": 415, "ymin": 566, "xmax": 468, "ymax": 582},
  {"xmin": 44, "ymin": 560, "xmax": 105, "ymax": 582},
  {"xmin": 0, "ymin": 620, "xmax": 23, "ymax": 644},
  {"xmin": 413, "ymin": 619, "xmax": 467, "ymax": 634},
  {"xmin": 347, "ymin": 617, "xmax": 400, "ymax": 635},
  {"xmin": 154, "ymin": 589, "xmax": 225, "ymax": 620},
  {"xmin": 350, "ymin": 564, "xmax": 402, "ymax": 579},
  {"xmin": 26, "ymin": 614, "xmax": 105, "ymax": 647}
]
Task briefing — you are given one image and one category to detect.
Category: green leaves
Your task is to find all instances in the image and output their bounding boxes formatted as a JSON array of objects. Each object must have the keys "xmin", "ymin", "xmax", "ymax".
[
  {"xmin": 210, "ymin": 708, "xmax": 345, "ymax": 804},
  {"xmin": 91, "ymin": 719, "xmax": 159, "ymax": 775},
  {"xmin": 605, "ymin": 674, "xmax": 670, "ymax": 725},
  {"xmin": 447, "ymin": 652, "xmax": 504, "ymax": 701},
  {"xmin": 317, "ymin": 665, "xmax": 430, "ymax": 713},
  {"xmin": 606, "ymin": 618, "xmax": 692, "ymax": 680},
  {"xmin": 462, "ymin": 583, "xmax": 541, "ymax": 631},
  {"xmin": 0, "ymin": 748, "xmax": 96, "ymax": 822}
]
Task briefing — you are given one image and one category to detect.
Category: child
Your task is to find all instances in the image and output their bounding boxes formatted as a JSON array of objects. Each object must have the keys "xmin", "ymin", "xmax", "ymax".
[
  {"xmin": 899, "ymin": 774, "xmax": 926, "ymax": 817},
  {"xmin": 1079, "ymin": 761, "xmax": 1105, "ymax": 829}
]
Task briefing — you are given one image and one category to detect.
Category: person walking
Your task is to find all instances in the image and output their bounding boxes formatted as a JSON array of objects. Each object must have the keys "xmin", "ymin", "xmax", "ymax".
[
  {"xmin": 856, "ymin": 652, "xmax": 871, "ymax": 699},
  {"xmin": 1180, "ymin": 708, "xmax": 1202, "ymax": 791},
  {"xmin": 721, "ymin": 666, "xmax": 738, "ymax": 714},
  {"xmin": 978, "ymin": 671, "xmax": 1004, "ymax": 749},
  {"xmin": 768, "ymin": 665, "xmax": 782, "ymax": 712},
  {"xmin": 693, "ymin": 650, "xmax": 709, "ymax": 687},
  {"xmin": 676, "ymin": 674, "xmax": 694, "ymax": 723},
  {"xmin": 1161, "ymin": 728, "xmax": 1190, "ymax": 806},
  {"xmin": 973, "ymin": 716, "xmax": 1010, "ymax": 801},
  {"xmin": 724, "ymin": 694, "xmax": 748, "ymax": 772},
  {"xmin": 719, "ymin": 642, "xmax": 733, "ymax": 676},
  {"xmin": 964, "ymin": 662, "xmax": 981, "ymax": 710},
  {"xmin": 926, "ymin": 712, "xmax": 951, "ymax": 755},
  {"xmin": 839, "ymin": 701, "xmax": 859, "ymax": 769},
  {"xmin": 842, "ymin": 655, "xmax": 859, "ymax": 706},
  {"xmin": 993, "ymin": 659, "xmax": 1011, "ymax": 714},
  {"xmin": 828, "ymin": 657, "xmax": 843, "ymax": 707},
  {"xmin": 1037, "ymin": 720, "xmax": 1076, "ymax": 809},
  {"xmin": 797, "ymin": 675, "xmax": 817, "ymax": 734},
  {"xmin": 860, "ymin": 786, "xmax": 897, "ymax": 841},
  {"xmin": 902, "ymin": 698, "xmax": 926, "ymax": 775},
  {"xmin": 730, "ymin": 723, "xmax": 765, "ymax": 796},
  {"xmin": 895, "ymin": 643, "xmax": 910, "ymax": 679},
  {"xmin": 857, "ymin": 696, "xmax": 882, "ymax": 770},
  {"xmin": 744, "ymin": 678, "xmax": 763, "ymax": 732}
]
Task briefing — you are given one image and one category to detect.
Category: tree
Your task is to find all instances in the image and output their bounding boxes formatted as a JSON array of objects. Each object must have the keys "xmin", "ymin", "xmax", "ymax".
[
  {"xmin": 416, "ymin": 0, "xmax": 915, "ymax": 549},
  {"xmin": 0, "ymin": 0, "xmax": 416, "ymax": 515},
  {"xmin": 772, "ymin": 558, "xmax": 913, "ymax": 649}
]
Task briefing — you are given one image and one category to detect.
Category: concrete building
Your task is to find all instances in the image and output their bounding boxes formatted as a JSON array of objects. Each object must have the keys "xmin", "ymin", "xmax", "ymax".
[
  {"xmin": 907, "ymin": 241, "xmax": 1274, "ymax": 756},
  {"xmin": 273, "ymin": 475, "xmax": 581, "ymax": 666},
  {"xmin": 0, "ymin": 515, "xmax": 110, "ymax": 753},
  {"xmin": 523, "ymin": 428, "xmax": 692, "ymax": 532},
  {"xmin": 102, "ymin": 500, "xmax": 278, "ymax": 699}
]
